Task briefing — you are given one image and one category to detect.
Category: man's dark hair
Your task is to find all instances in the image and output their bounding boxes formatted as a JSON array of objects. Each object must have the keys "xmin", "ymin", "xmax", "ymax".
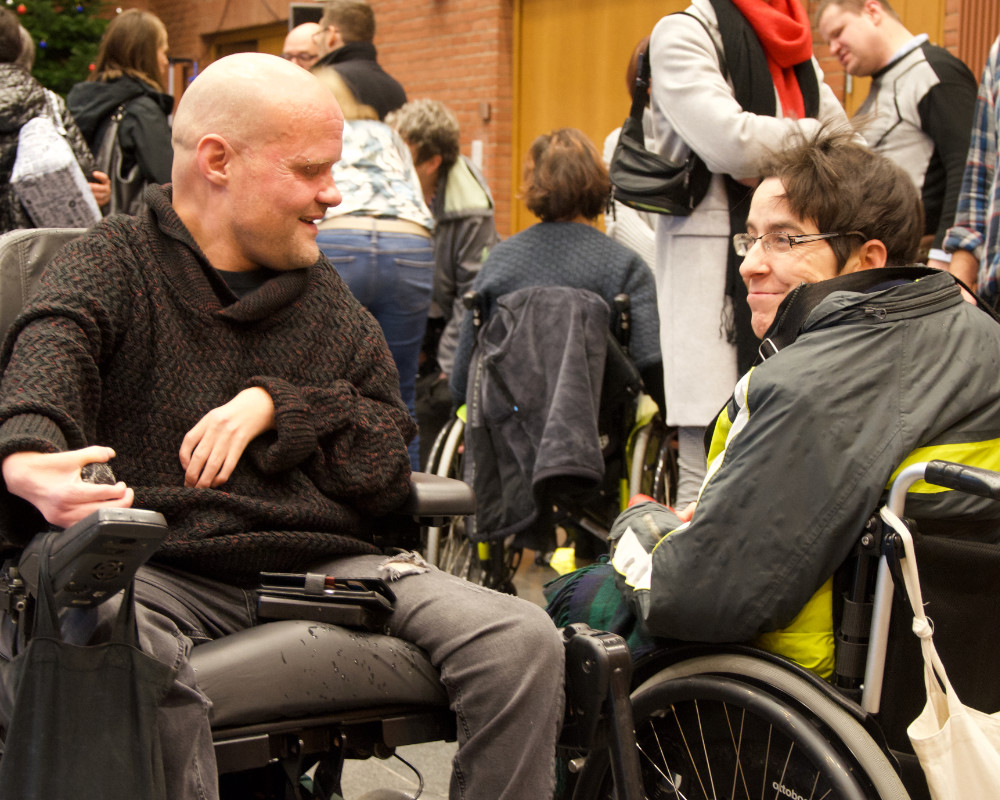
[
  {"xmin": 758, "ymin": 125, "xmax": 923, "ymax": 267},
  {"xmin": 386, "ymin": 99, "xmax": 461, "ymax": 172},
  {"xmin": 320, "ymin": 0, "xmax": 375, "ymax": 43},
  {"xmin": 0, "ymin": 8, "xmax": 23, "ymax": 64},
  {"xmin": 521, "ymin": 128, "xmax": 609, "ymax": 223}
]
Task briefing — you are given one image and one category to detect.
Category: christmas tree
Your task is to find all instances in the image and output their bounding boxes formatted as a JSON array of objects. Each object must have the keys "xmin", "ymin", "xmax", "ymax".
[{"xmin": 12, "ymin": 0, "xmax": 109, "ymax": 97}]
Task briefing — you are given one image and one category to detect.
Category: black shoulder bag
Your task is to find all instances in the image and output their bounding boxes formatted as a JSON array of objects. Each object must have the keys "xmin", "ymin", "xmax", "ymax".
[
  {"xmin": 608, "ymin": 12, "xmax": 727, "ymax": 216},
  {"xmin": 94, "ymin": 102, "xmax": 148, "ymax": 216},
  {"xmin": 0, "ymin": 532, "xmax": 174, "ymax": 800}
]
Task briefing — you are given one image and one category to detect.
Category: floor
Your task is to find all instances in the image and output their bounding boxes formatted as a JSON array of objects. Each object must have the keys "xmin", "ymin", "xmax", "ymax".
[{"xmin": 339, "ymin": 551, "xmax": 557, "ymax": 799}]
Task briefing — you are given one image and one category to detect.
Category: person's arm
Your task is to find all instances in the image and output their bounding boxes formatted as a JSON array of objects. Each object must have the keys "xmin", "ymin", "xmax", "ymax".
[
  {"xmin": 943, "ymin": 43, "xmax": 998, "ymax": 280},
  {"xmin": 648, "ymin": 14, "xmax": 846, "ymax": 181},
  {"xmin": 234, "ymin": 292, "xmax": 415, "ymax": 516},
  {"xmin": 120, "ymin": 97, "xmax": 173, "ymax": 185},
  {"xmin": 434, "ymin": 213, "xmax": 499, "ymax": 376},
  {"xmin": 612, "ymin": 354, "xmax": 901, "ymax": 643},
  {"xmin": 917, "ymin": 57, "xmax": 979, "ymax": 254}
]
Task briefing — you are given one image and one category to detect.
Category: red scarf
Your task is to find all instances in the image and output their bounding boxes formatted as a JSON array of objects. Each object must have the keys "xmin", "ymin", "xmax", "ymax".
[{"xmin": 729, "ymin": 0, "xmax": 813, "ymax": 119}]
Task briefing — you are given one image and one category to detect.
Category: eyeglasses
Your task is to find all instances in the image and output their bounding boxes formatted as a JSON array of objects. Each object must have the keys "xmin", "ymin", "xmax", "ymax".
[
  {"xmin": 282, "ymin": 52, "xmax": 319, "ymax": 67},
  {"xmin": 733, "ymin": 231, "xmax": 864, "ymax": 257}
]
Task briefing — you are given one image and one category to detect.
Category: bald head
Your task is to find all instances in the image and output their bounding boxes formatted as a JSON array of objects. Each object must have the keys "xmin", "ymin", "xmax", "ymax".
[
  {"xmin": 282, "ymin": 22, "xmax": 320, "ymax": 69},
  {"xmin": 170, "ymin": 53, "xmax": 344, "ymax": 273},
  {"xmin": 173, "ymin": 53, "xmax": 339, "ymax": 167}
]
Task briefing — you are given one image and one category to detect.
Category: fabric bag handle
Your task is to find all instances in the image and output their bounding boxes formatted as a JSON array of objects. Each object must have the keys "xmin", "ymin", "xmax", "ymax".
[
  {"xmin": 31, "ymin": 531, "xmax": 141, "ymax": 648},
  {"xmin": 879, "ymin": 506, "xmax": 966, "ymax": 726}
]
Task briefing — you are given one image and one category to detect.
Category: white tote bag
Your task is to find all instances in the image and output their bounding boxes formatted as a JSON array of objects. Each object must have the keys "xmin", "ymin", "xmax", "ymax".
[{"xmin": 880, "ymin": 507, "xmax": 1000, "ymax": 800}]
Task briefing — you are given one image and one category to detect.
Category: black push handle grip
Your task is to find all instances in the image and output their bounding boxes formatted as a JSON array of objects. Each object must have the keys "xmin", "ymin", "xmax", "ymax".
[{"xmin": 924, "ymin": 460, "xmax": 1000, "ymax": 501}]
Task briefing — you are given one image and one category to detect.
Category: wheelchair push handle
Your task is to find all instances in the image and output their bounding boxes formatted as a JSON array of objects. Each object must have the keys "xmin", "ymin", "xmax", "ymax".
[{"xmin": 923, "ymin": 460, "xmax": 1000, "ymax": 500}]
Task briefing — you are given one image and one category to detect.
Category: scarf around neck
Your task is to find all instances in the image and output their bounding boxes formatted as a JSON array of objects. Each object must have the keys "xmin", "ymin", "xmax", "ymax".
[{"xmin": 728, "ymin": 0, "xmax": 813, "ymax": 119}]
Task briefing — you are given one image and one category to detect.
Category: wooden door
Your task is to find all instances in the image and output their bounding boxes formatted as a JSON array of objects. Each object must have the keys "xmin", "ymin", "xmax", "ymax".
[{"xmin": 512, "ymin": 0, "xmax": 687, "ymax": 232}]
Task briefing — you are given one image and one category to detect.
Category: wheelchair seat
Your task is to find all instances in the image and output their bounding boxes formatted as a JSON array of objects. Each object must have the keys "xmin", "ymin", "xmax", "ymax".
[{"xmin": 191, "ymin": 620, "xmax": 447, "ymax": 729}]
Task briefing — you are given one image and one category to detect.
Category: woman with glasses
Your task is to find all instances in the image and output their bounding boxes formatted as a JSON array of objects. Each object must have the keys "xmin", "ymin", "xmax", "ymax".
[
  {"xmin": 552, "ymin": 128, "xmax": 1000, "ymax": 682},
  {"xmin": 645, "ymin": 0, "xmax": 849, "ymax": 510}
]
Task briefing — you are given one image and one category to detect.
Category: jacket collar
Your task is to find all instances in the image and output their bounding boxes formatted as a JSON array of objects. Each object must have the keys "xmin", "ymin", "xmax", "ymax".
[{"xmin": 756, "ymin": 266, "xmax": 945, "ymax": 363}]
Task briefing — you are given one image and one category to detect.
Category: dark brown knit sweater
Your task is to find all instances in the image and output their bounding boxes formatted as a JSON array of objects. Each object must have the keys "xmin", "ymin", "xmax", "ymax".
[{"xmin": 0, "ymin": 186, "xmax": 416, "ymax": 585}]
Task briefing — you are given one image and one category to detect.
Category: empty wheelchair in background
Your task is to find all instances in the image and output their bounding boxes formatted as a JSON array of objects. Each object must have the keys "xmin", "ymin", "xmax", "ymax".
[
  {"xmin": 570, "ymin": 459, "xmax": 1000, "ymax": 800},
  {"xmin": 424, "ymin": 285, "xmax": 677, "ymax": 591}
]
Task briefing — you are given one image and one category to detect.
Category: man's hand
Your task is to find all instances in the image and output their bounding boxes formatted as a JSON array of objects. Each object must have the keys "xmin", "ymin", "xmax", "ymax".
[
  {"xmin": 179, "ymin": 387, "xmax": 275, "ymax": 488},
  {"xmin": 2, "ymin": 446, "xmax": 133, "ymax": 529},
  {"xmin": 89, "ymin": 171, "xmax": 111, "ymax": 207}
]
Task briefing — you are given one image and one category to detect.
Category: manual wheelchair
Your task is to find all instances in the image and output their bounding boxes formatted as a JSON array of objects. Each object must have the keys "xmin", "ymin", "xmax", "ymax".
[
  {"xmin": 424, "ymin": 285, "xmax": 677, "ymax": 592},
  {"xmin": 570, "ymin": 459, "xmax": 1000, "ymax": 800}
]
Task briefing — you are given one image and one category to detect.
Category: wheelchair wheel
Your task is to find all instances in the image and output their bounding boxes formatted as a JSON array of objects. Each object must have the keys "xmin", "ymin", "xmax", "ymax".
[
  {"xmin": 629, "ymin": 418, "xmax": 678, "ymax": 507},
  {"xmin": 574, "ymin": 654, "xmax": 908, "ymax": 800}
]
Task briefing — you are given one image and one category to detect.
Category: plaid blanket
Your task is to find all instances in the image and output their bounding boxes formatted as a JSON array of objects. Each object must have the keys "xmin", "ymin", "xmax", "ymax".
[{"xmin": 544, "ymin": 559, "xmax": 659, "ymax": 660}]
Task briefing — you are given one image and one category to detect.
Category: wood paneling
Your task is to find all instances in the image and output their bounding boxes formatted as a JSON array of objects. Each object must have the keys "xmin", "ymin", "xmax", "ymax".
[{"xmin": 512, "ymin": 0, "xmax": 686, "ymax": 232}]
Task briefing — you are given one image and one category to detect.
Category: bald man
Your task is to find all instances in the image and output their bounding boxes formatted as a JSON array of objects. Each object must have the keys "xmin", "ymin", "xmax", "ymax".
[
  {"xmin": 281, "ymin": 21, "xmax": 320, "ymax": 69},
  {"xmin": 0, "ymin": 53, "xmax": 564, "ymax": 800}
]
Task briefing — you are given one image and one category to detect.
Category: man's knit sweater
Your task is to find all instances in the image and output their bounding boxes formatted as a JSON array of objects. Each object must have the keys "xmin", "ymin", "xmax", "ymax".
[
  {"xmin": 0, "ymin": 185, "xmax": 416, "ymax": 585},
  {"xmin": 450, "ymin": 221, "xmax": 661, "ymax": 404}
]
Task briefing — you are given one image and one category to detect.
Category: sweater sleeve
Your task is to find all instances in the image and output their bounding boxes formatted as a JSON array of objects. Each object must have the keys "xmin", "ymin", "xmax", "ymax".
[
  {"xmin": 917, "ymin": 57, "xmax": 979, "ymax": 249},
  {"xmin": 247, "ymin": 289, "xmax": 416, "ymax": 516}
]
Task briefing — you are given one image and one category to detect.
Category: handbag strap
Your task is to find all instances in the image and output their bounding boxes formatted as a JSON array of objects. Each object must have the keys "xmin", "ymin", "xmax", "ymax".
[
  {"xmin": 42, "ymin": 89, "xmax": 67, "ymax": 137},
  {"xmin": 879, "ymin": 506, "xmax": 964, "ymax": 718}
]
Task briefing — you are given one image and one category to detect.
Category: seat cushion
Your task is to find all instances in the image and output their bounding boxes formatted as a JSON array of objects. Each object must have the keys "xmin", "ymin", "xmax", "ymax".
[{"xmin": 190, "ymin": 620, "xmax": 447, "ymax": 727}]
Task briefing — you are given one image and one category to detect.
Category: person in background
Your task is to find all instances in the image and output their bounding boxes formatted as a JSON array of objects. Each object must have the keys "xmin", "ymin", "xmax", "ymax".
[
  {"xmin": 450, "ymin": 128, "xmax": 662, "ymax": 411},
  {"xmin": 387, "ymin": 99, "xmax": 500, "ymax": 465},
  {"xmin": 603, "ymin": 36, "xmax": 656, "ymax": 271},
  {"xmin": 281, "ymin": 21, "xmax": 321, "ymax": 70},
  {"xmin": 646, "ymin": 0, "xmax": 847, "ymax": 509},
  {"xmin": 68, "ymin": 8, "xmax": 174, "ymax": 199},
  {"xmin": 944, "ymin": 33, "xmax": 1000, "ymax": 308},
  {"xmin": 0, "ymin": 8, "xmax": 109, "ymax": 234},
  {"xmin": 817, "ymin": 0, "xmax": 977, "ymax": 270},
  {"xmin": 313, "ymin": 68, "xmax": 434, "ymax": 472},
  {"xmin": 312, "ymin": 0, "xmax": 406, "ymax": 120}
]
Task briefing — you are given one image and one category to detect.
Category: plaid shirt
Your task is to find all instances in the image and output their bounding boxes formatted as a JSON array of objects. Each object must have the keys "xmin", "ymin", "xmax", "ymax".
[{"xmin": 944, "ymin": 36, "xmax": 1000, "ymax": 299}]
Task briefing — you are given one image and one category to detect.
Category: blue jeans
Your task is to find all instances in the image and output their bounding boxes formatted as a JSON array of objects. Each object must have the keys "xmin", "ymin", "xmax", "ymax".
[{"xmin": 318, "ymin": 229, "xmax": 434, "ymax": 470}]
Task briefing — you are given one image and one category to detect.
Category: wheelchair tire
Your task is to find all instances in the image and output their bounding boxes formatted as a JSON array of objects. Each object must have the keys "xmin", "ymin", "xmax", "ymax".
[
  {"xmin": 574, "ymin": 653, "xmax": 908, "ymax": 800},
  {"xmin": 628, "ymin": 418, "xmax": 678, "ymax": 507}
]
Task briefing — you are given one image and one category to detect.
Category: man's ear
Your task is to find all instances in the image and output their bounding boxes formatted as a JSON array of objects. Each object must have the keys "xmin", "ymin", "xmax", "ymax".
[
  {"xmin": 863, "ymin": 0, "xmax": 884, "ymax": 23},
  {"xmin": 847, "ymin": 239, "xmax": 889, "ymax": 273},
  {"xmin": 196, "ymin": 134, "xmax": 231, "ymax": 187}
]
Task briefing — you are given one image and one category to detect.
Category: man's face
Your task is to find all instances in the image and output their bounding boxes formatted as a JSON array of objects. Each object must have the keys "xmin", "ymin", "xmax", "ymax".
[
  {"xmin": 818, "ymin": 2, "xmax": 884, "ymax": 77},
  {"xmin": 227, "ymin": 104, "xmax": 343, "ymax": 272},
  {"xmin": 282, "ymin": 26, "xmax": 320, "ymax": 70},
  {"xmin": 739, "ymin": 178, "xmax": 841, "ymax": 338}
]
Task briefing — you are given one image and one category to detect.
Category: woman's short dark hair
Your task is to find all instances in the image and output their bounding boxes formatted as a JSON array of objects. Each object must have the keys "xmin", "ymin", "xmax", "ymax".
[
  {"xmin": 521, "ymin": 128, "xmax": 609, "ymax": 223},
  {"xmin": 758, "ymin": 125, "xmax": 923, "ymax": 268},
  {"xmin": 90, "ymin": 9, "xmax": 167, "ymax": 92}
]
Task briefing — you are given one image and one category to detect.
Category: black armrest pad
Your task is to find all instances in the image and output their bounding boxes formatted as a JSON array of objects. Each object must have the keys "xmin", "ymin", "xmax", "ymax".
[{"xmin": 399, "ymin": 472, "xmax": 475, "ymax": 517}]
